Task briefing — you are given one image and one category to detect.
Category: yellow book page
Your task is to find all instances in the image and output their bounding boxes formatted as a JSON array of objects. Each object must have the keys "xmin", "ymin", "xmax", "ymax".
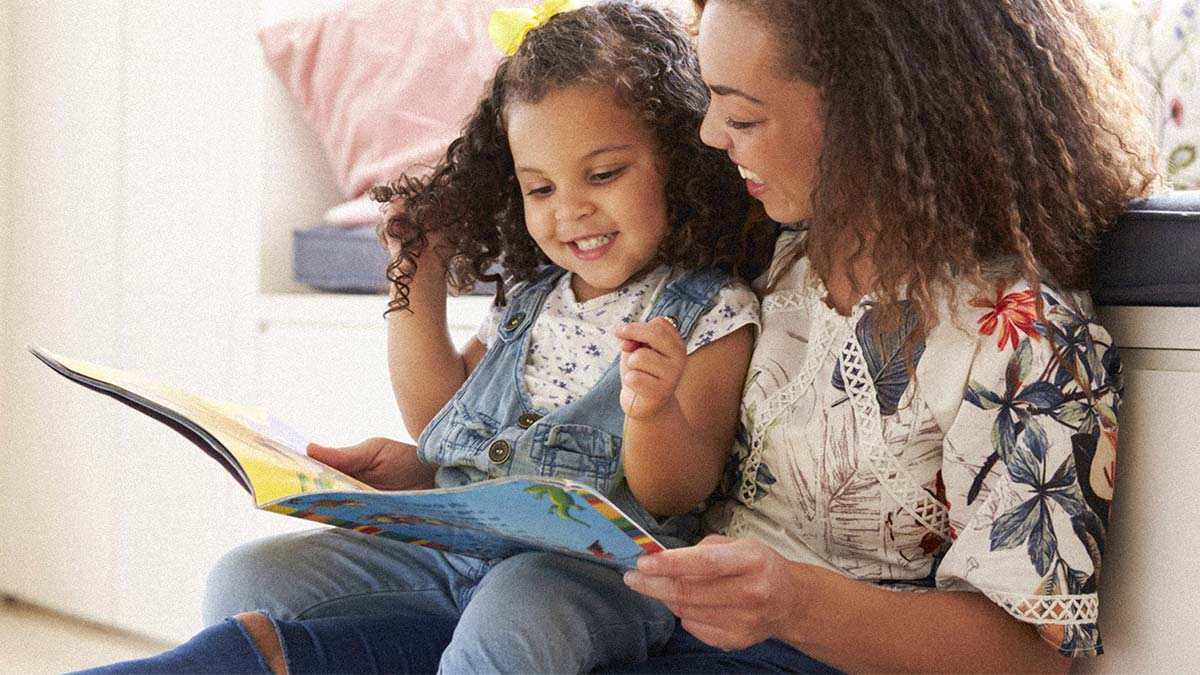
[
  {"xmin": 50, "ymin": 352, "xmax": 373, "ymax": 505},
  {"xmin": 182, "ymin": 405, "xmax": 372, "ymax": 504}
]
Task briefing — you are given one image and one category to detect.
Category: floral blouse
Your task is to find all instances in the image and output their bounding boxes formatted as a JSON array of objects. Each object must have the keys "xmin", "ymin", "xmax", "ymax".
[{"xmin": 704, "ymin": 229, "xmax": 1119, "ymax": 657}]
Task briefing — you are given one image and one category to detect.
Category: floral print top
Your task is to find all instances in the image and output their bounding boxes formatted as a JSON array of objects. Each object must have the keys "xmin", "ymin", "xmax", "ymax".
[
  {"xmin": 477, "ymin": 266, "xmax": 760, "ymax": 412},
  {"xmin": 704, "ymin": 229, "xmax": 1119, "ymax": 657}
]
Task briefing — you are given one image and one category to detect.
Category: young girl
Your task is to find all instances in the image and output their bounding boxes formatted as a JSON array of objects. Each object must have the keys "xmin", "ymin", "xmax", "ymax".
[{"xmin": 84, "ymin": 2, "xmax": 772, "ymax": 674}]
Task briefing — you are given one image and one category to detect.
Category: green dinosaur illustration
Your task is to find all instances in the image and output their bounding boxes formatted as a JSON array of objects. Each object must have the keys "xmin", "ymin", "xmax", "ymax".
[{"xmin": 525, "ymin": 484, "xmax": 590, "ymax": 527}]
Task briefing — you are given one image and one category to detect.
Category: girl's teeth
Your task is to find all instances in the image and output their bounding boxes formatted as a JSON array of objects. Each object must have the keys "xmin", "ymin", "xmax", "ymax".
[
  {"xmin": 737, "ymin": 165, "xmax": 765, "ymax": 184},
  {"xmin": 575, "ymin": 233, "xmax": 614, "ymax": 251}
]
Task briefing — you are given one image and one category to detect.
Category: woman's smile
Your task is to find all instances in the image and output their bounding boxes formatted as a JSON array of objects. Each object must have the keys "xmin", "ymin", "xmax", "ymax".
[{"xmin": 737, "ymin": 165, "xmax": 768, "ymax": 198}]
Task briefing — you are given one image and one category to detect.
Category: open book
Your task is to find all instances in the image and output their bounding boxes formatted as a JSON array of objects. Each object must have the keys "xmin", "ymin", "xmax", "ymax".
[{"xmin": 30, "ymin": 346, "xmax": 664, "ymax": 569}]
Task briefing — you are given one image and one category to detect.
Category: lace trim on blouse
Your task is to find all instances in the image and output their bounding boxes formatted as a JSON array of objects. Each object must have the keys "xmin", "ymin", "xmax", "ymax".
[
  {"xmin": 983, "ymin": 590, "xmax": 1099, "ymax": 625},
  {"xmin": 739, "ymin": 282, "xmax": 950, "ymax": 541}
]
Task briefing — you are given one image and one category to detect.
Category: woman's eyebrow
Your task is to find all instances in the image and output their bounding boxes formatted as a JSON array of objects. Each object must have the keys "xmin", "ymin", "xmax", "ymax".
[{"xmin": 709, "ymin": 84, "xmax": 764, "ymax": 105}]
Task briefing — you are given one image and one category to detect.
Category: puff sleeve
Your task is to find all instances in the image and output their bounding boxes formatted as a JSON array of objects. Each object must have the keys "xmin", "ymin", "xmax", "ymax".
[{"xmin": 935, "ymin": 282, "xmax": 1121, "ymax": 657}]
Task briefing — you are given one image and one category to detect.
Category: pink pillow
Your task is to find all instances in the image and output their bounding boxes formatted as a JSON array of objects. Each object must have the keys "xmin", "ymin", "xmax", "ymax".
[{"xmin": 258, "ymin": 0, "xmax": 507, "ymax": 199}]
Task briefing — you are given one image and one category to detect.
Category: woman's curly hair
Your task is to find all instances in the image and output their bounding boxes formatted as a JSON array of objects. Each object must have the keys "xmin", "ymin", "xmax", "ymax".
[
  {"xmin": 697, "ymin": 0, "xmax": 1159, "ymax": 340},
  {"xmin": 375, "ymin": 0, "xmax": 772, "ymax": 314}
]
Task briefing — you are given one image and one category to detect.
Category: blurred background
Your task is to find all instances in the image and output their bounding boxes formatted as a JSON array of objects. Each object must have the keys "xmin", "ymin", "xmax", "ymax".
[{"xmin": 0, "ymin": 0, "xmax": 1195, "ymax": 672}]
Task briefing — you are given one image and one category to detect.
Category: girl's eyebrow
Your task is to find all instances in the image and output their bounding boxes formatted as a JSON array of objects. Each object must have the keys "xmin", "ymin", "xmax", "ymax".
[
  {"xmin": 709, "ymin": 84, "xmax": 764, "ymax": 105},
  {"xmin": 583, "ymin": 144, "xmax": 635, "ymax": 159},
  {"xmin": 515, "ymin": 144, "xmax": 635, "ymax": 173}
]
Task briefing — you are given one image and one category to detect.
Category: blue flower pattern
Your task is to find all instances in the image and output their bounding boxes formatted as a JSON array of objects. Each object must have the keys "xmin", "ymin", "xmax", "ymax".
[{"xmin": 963, "ymin": 284, "xmax": 1118, "ymax": 656}]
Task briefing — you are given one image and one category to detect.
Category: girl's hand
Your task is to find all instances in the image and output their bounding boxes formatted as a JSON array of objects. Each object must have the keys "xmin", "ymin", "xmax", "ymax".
[
  {"xmin": 307, "ymin": 437, "xmax": 437, "ymax": 491},
  {"xmin": 615, "ymin": 317, "xmax": 687, "ymax": 419},
  {"xmin": 622, "ymin": 535, "xmax": 807, "ymax": 651}
]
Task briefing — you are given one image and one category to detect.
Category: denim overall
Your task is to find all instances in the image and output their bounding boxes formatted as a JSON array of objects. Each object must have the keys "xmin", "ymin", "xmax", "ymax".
[{"xmin": 417, "ymin": 265, "xmax": 735, "ymax": 548}]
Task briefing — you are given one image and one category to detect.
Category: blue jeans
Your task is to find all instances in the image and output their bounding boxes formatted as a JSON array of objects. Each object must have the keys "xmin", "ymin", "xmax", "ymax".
[
  {"xmin": 202, "ymin": 528, "xmax": 677, "ymax": 673},
  {"xmin": 77, "ymin": 614, "xmax": 839, "ymax": 674}
]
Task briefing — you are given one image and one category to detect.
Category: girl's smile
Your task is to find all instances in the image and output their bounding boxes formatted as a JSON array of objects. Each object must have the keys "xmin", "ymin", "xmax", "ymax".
[{"xmin": 568, "ymin": 232, "xmax": 619, "ymax": 259}]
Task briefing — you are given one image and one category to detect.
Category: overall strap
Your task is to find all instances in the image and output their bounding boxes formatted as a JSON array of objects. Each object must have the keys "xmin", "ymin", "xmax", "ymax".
[
  {"xmin": 642, "ymin": 267, "xmax": 734, "ymax": 342},
  {"xmin": 494, "ymin": 266, "xmax": 568, "ymax": 344}
]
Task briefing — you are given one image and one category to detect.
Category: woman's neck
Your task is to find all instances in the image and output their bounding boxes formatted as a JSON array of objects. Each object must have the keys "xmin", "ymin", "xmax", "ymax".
[{"xmin": 821, "ymin": 240, "xmax": 877, "ymax": 316}]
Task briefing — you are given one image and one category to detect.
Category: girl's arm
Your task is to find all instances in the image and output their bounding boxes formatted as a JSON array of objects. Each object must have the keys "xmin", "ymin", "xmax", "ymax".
[
  {"xmin": 385, "ymin": 238, "xmax": 487, "ymax": 440},
  {"xmin": 624, "ymin": 536, "xmax": 1072, "ymax": 674},
  {"xmin": 615, "ymin": 319, "xmax": 753, "ymax": 515}
]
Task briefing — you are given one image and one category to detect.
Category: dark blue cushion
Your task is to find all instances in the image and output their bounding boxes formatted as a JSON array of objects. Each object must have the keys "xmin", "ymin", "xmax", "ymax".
[
  {"xmin": 1091, "ymin": 190, "xmax": 1200, "ymax": 307},
  {"xmin": 292, "ymin": 224, "xmax": 498, "ymax": 296},
  {"xmin": 293, "ymin": 224, "xmax": 390, "ymax": 294}
]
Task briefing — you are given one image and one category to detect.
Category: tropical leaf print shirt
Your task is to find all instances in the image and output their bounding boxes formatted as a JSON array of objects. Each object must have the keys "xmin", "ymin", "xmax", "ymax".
[{"xmin": 704, "ymin": 228, "xmax": 1119, "ymax": 657}]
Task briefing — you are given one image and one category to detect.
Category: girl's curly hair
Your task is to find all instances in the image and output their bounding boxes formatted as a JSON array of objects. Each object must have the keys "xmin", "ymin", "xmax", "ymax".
[
  {"xmin": 375, "ymin": 0, "xmax": 772, "ymax": 314},
  {"xmin": 697, "ymin": 0, "xmax": 1159, "ymax": 340}
]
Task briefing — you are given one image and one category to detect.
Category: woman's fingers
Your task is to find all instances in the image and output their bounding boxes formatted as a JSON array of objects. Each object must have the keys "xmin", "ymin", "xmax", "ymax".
[
  {"xmin": 636, "ymin": 534, "xmax": 760, "ymax": 577},
  {"xmin": 624, "ymin": 538, "xmax": 797, "ymax": 650}
]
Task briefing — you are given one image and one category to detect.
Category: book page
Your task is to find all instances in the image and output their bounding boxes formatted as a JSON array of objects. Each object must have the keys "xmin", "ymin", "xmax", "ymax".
[{"xmin": 36, "ymin": 348, "xmax": 372, "ymax": 504}]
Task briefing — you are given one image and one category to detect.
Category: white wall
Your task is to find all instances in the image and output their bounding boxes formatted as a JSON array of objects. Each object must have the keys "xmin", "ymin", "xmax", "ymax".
[
  {"xmin": 0, "ymin": 0, "xmax": 290, "ymax": 641},
  {"xmin": 2, "ymin": 2, "xmax": 125, "ymax": 623},
  {"xmin": 1, "ymin": 0, "xmax": 14, "ymax": 483}
]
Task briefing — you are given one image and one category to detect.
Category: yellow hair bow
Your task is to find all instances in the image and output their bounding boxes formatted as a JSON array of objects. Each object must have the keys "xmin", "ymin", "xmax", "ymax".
[{"xmin": 488, "ymin": 0, "xmax": 579, "ymax": 56}]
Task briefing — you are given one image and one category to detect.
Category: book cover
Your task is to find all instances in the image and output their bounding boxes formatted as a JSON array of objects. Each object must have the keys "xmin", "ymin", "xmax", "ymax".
[{"xmin": 29, "ymin": 345, "xmax": 664, "ymax": 569}]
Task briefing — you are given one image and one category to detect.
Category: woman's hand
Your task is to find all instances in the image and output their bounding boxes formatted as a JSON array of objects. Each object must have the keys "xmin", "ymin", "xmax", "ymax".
[
  {"xmin": 307, "ymin": 437, "xmax": 437, "ymax": 491},
  {"xmin": 615, "ymin": 317, "xmax": 687, "ymax": 419},
  {"xmin": 623, "ymin": 534, "xmax": 807, "ymax": 651}
]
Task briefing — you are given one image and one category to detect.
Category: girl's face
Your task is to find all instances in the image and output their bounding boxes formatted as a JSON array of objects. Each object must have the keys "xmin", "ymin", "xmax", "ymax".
[
  {"xmin": 507, "ymin": 85, "xmax": 670, "ymax": 302},
  {"xmin": 697, "ymin": 1, "xmax": 825, "ymax": 224}
]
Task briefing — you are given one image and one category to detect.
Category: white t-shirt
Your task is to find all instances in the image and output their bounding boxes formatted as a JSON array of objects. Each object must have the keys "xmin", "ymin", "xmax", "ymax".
[{"xmin": 477, "ymin": 266, "xmax": 760, "ymax": 412}]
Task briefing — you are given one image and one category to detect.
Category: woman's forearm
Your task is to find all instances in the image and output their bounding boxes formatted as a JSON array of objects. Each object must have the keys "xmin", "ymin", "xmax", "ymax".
[
  {"xmin": 627, "ymin": 537, "xmax": 1071, "ymax": 674},
  {"xmin": 782, "ymin": 564, "xmax": 1072, "ymax": 674}
]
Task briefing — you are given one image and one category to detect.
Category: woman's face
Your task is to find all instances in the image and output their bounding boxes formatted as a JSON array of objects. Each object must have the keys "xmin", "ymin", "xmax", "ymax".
[{"xmin": 697, "ymin": 1, "xmax": 825, "ymax": 224}]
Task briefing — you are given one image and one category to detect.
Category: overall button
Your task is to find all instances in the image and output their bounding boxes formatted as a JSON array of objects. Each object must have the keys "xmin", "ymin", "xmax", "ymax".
[
  {"xmin": 661, "ymin": 315, "xmax": 680, "ymax": 331},
  {"xmin": 516, "ymin": 412, "xmax": 542, "ymax": 429},
  {"xmin": 505, "ymin": 313, "xmax": 526, "ymax": 330},
  {"xmin": 487, "ymin": 440, "xmax": 513, "ymax": 464}
]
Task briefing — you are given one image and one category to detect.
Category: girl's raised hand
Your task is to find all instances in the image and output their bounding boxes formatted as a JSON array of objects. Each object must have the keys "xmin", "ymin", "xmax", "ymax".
[{"xmin": 615, "ymin": 317, "xmax": 687, "ymax": 419}]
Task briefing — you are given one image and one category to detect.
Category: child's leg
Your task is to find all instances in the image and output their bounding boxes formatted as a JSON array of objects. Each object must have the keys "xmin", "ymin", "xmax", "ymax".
[
  {"xmin": 439, "ymin": 552, "xmax": 677, "ymax": 674},
  {"xmin": 203, "ymin": 528, "xmax": 486, "ymax": 624}
]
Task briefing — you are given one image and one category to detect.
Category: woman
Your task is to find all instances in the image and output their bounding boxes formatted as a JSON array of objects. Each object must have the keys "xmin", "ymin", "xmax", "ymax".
[
  {"xmin": 616, "ymin": 0, "xmax": 1156, "ymax": 671},
  {"xmin": 88, "ymin": 0, "xmax": 1156, "ymax": 672}
]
